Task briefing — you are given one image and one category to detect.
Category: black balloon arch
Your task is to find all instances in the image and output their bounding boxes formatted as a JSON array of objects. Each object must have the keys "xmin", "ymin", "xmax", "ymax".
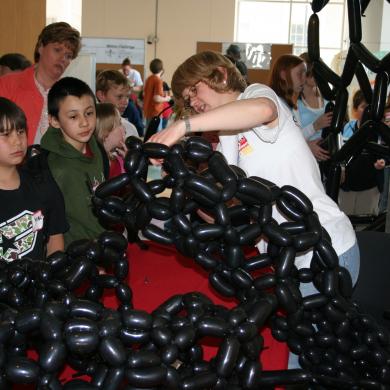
[
  {"xmin": 1, "ymin": 0, "xmax": 390, "ymax": 388},
  {"xmin": 310, "ymin": 0, "xmax": 390, "ymax": 202}
]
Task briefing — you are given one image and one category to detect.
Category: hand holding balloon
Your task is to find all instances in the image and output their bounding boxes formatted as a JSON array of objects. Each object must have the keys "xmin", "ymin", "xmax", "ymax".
[
  {"xmin": 313, "ymin": 111, "xmax": 332, "ymax": 131},
  {"xmin": 149, "ymin": 120, "xmax": 186, "ymax": 149},
  {"xmin": 308, "ymin": 139, "xmax": 330, "ymax": 161}
]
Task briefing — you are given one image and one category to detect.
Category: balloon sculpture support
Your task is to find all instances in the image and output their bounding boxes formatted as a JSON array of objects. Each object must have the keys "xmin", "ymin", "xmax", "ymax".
[{"xmin": 2, "ymin": 135, "xmax": 390, "ymax": 389}]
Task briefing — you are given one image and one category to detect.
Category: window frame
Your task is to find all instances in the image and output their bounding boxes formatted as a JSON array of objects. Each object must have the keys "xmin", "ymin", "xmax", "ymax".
[{"xmin": 235, "ymin": 0, "xmax": 347, "ymax": 65}]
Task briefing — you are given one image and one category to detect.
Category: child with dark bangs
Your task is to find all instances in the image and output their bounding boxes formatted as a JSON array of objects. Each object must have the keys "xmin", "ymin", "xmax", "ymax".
[{"xmin": 0, "ymin": 97, "xmax": 68, "ymax": 261}]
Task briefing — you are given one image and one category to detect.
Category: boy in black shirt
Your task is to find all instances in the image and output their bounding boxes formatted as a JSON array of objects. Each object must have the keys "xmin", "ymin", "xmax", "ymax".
[{"xmin": 0, "ymin": 97, "xmax": 68, "ymax": 261}]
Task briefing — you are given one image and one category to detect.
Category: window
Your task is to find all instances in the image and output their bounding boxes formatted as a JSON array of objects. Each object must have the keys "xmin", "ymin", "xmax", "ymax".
[
  {"xmin": 46, "ymin": 0, "xmax": 82, "ymax": 32},
  {"xmin": 236, "ymin": 0, "xmax": 346, "ymax": 66}
]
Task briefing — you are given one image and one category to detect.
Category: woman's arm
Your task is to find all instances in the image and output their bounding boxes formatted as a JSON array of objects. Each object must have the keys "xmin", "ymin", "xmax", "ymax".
[
  {"xmin": 149, "ymin": 97, "xmax": 278, "ymax": 146},
  {"xmin": 46, "ymin": 233, "xmax": 65, "ymax": 256}
]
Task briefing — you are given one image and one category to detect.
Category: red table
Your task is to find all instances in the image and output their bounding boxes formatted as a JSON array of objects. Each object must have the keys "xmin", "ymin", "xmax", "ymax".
[
  {"xmin": 125, "ymin": 241, "xmax": 288, "ymax": 371},
  {"xmin": 19, "ymin": 241, "xmax": 288, "ymax": 388}
]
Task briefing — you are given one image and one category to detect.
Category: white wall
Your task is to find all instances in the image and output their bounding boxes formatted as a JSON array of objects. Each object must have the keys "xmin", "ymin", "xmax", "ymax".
[
  {"xmin": 82, "ymin": 0, "xmax": 236, "ymax": 84},
  {"xmin": 360, "ymin": 0, "xmax": 384, "ymax": 52},
  {"xmin": 380, "ymin": 1, "xmax": 390, "ymax": 51},
  {"xmin": 82, "ymin": 0, "xmax": 388, "ymax": 85}
]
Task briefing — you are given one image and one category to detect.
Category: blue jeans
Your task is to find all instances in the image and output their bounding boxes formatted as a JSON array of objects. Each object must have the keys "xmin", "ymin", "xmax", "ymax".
[{"xmin": 288, "ymin": 241, "xmax": 360, "ymax": 369}]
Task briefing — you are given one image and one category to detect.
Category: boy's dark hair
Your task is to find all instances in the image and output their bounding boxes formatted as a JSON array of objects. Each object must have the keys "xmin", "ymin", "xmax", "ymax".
[
  {"xmin": 226, "ymin": 44, "xmax": 241, "ymax": 60},
  {"xmin": 0, "ymin": 53, "xmax": 32, "ymax": 71},
  {"xmin": 96, "ymin": 70, "xmax": 129, "ymax": 94},
  {"xmin": 149, "ymin": 58, "xmax": 163, "ymax": 74},
  {"xmin": 34, "ymin": 22, "xmax": 81, "ymax": 63},
  {"xmin": 48, "ymin": 77, "xmax": 96, "ymax": 119},
  {"xmin": 122, "ymin": 57, "xmax": 131, "ymax": 66},
  {"xmin": 0, "ymin": 97, "xmax": 27, "ymax": 133},
  {"xmin": 352, "ymin": 89, "xmax": 366, "ymax": 110}
]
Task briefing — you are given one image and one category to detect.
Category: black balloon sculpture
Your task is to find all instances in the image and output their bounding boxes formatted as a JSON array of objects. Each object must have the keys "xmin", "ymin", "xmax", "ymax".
[
  {"xmin": 2, "ymin": 134, "xmax": 390, "ymax": 389},
  {"xmin": 92, "ymin": 135, "xmax": 390, "ymax": 389},
  {"xmin": 310, "ymin": 0, "xmax": 390, "ymax": 203},
  {"xmin": 1, "ymin": 1, "xmax": 390, "ymax": 389}
]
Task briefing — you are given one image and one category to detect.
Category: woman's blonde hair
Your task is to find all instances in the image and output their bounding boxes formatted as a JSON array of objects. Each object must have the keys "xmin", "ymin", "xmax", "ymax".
[
  {"xmin": 95, "ymin": 103, "xmax": 121, "ymax": 143},
  {"xmin": 269, "ymin": 54, "xmax": 304, "ymax": 109},
  {"xmin": 171, "ymin": 51, "xmax": 247, "ymax": 117}
]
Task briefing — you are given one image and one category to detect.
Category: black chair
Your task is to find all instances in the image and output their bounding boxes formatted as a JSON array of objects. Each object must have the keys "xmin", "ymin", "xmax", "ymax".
[{"xmin": 353, "ymin": 231, "xmax": 390, "ymax": 328}]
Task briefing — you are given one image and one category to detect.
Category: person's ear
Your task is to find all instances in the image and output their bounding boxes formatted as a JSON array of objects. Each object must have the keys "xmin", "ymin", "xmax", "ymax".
[
  {"xmin": 216, "ymin": 66, "xmax": 228, "ymax": 83},
  {"xmin": 38, "ymin": 44, "xmax": 44, "ymax": 58},
  {"xmin": 280, "ymin": 70, "xmax": 287, "ymax": 81},
  {"xmin": 49, "ymin": 114, "xmax": 60, "ymax": 129},
  {"xmin": 96, "ymin": 90, "xmax": 105, "ymax": 103}
]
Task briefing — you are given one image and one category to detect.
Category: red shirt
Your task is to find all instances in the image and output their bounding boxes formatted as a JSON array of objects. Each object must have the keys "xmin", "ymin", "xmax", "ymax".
[
  {"xmin": 0, "ymin": 66, "xmax": 43, "ymax": 145},
  {"xmin": 143, "ymin": 74, "xmax": 164, "ymax": 119},
  {"xmin": 108, "ymin": 156, "xmax": 125, "ymax": 179}
]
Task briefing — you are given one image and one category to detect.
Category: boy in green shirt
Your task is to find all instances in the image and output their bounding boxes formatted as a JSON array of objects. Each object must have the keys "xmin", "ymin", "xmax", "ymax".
[{"xmin": 41, "ymin": 77, "xmax": 107, "ymax": 247}]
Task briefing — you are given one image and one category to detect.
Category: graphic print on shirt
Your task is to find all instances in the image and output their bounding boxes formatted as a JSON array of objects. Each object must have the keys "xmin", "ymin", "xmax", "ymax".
[
  {"xmin": 0, "ymin": 210, "xmax": 42, "ymax": 261},
  {"xmin": 238, "ymin": 135, "xmax": 254, "ymax": 156}
]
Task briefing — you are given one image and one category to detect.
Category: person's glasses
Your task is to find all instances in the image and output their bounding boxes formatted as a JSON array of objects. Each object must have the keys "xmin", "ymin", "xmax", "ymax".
[{"xmin": 183, "ymin": 81, "xmax": 200, "ymax": 108}]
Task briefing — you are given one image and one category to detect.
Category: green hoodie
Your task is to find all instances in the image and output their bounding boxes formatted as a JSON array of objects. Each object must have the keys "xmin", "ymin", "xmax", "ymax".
[{"xmin": 41, "ymin": 127, "xmax": 106, "ymax": 247}]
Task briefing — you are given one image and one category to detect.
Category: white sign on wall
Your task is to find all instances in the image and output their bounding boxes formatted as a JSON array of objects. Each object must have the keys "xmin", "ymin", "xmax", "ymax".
[
  {"xmin": 81, "ymin": 37, "xmax": 145, "ymax": 65},
  {"xmin": 222, "ymin": 42, "xmax": 272, "ymax": 70}
]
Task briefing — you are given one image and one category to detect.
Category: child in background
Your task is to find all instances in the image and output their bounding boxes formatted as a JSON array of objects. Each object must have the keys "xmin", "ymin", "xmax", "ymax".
[
  {"xmin": 161, "ymin": 81, "xmax": 173, "ymax": 129},
  {"xmin": 0, "ymin": 97, "xmax": 68, "ymax": 260},
  {"xmin": 95, "ymin": 103, "xmax": 127, "ymax": 178},
  {"xmin": 143, "ymin": 58, "xmax": 171, "ymax": 131},
  {"xmin": 297, "ymin": 53, "xmax": 333, "ymax": 143},
  {"xmin": 122, "ymin": 97, "xmax": 144, "ymax": 137},
  {"xmin": 41, "ymin": 77, "xmax": 107, "ymax": 247},
  {"xmin": 375, "ymin": 100, "xmax": 390, "ymax": 213},
  {"xmin": 0, "ymin": 53, "xmax": 31, "ymax": 76},
  {"xmin": 339, "ymin": 89, "xmax": 383, "ymax": 216},
  {"xmin": 96, "ymin": 70, "xmax": 138, "ymax": 139},
  {"xmin": 342, "ymin": 90, "xmax": 368, "ymax": 140},
  {"xmin": 269, "ymin": 54, "xmax": 330, "ymax": 162}
]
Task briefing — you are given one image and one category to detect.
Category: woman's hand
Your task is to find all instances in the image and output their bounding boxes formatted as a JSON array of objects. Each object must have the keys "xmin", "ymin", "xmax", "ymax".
[
  {"xmin": 313, "ymin": 112, "xmax": 332, "ymax": 131},
  {"xmin": 308, "ymin": 139, "xmax": 330, "ymax": 161},
  {"xmin": 149, "ymin": 120, "xmax": 186, "ymax": 146}
]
